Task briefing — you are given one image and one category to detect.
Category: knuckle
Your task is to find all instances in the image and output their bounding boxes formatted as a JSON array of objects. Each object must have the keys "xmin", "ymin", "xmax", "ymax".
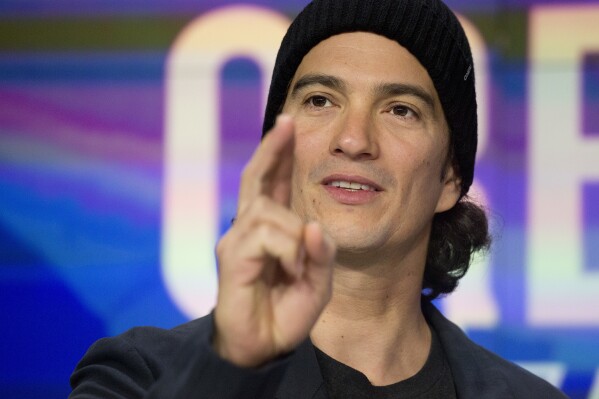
[
  {"xmin": 215, "ymin": 236, "xmax": 226, "ymax": 258},
  {"xmin": 247, "ymin": 196, "xmax": 271, "ymax": 217},
  {"xmin": 240, "ymin": 161, "xmax": 255, "ymax": 180},
  {"xmin": 215, "ymin": 231, "xmax": 234, "ymax": 261},
  {"xmin": 255, "ymin": 222, "xmax": 275, "ymax": 240}
]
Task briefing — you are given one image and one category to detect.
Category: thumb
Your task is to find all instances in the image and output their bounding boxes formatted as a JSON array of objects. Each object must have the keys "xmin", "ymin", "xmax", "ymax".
[{"xmin": 304, "ymin": 222, "xmax": 336, "ymax": 269}]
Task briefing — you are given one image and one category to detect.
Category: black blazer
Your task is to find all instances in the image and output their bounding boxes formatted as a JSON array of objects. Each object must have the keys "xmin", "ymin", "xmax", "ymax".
[{"xmin": 70, "ymin": 302, "xmax": 568, "ymax": 398}]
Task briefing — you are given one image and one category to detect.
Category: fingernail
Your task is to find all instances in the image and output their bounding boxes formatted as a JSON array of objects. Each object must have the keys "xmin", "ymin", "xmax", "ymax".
[{"xmin": 276, "ymin": 114, "xmax": 292, "ymax": 126}]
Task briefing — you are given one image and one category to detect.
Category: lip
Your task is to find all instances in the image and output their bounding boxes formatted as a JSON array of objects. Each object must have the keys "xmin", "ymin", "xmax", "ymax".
[
  {"xmin": 321, "ymin": 174, "xmax": 383, "ymax": 191},
  {"xmin": 321, "ymin": 174, "xmax": 383, "ymax": 205}
]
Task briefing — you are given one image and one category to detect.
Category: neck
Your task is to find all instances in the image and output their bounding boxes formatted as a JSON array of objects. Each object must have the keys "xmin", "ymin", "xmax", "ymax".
[{"xmin": 310, "ymin": 254, "xmax": 431, "ymax": 386}]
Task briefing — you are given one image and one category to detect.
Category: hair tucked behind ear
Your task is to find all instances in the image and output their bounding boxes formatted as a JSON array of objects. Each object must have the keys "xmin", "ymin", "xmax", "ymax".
[{"xmin": 422, "ymin": 197, "xmax": 491, "ymax": 300}]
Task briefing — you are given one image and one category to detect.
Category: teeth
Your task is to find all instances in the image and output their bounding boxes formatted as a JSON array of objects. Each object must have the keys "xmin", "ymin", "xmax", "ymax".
[{"xmin": 330, "ymin": 180, "xmax": 375, "ymax": 191}]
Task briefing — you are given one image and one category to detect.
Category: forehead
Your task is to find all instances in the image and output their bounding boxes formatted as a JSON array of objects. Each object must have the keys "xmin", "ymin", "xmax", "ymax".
[{"xmin": 290, "ymin": 31, "xmax": 438, "ymax": 98}]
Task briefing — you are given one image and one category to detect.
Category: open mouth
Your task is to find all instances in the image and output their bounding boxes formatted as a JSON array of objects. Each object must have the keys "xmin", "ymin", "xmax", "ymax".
[
  {"xmin": 322, "ymin": 174, "xmax": 383, "ymax": 192},
  {"xmin": 328, "ymin": 180, "xmax": 378, "ymax": 192},
  {"xmin": 321, "ymin": 175, "xmax": 382, "ymax": 205}
]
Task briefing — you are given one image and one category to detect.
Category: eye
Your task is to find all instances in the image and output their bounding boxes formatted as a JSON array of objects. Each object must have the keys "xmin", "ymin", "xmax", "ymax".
[
  {"xmin": 305, "ymin": 95, "xmax": 332, "ymax": 108},
  {"xmin": 390, "ymin": 105, "xmax": 418, "ymax": 119}
]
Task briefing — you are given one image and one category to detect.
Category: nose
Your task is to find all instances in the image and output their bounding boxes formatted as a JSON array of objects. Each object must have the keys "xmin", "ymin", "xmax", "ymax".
[{"xmin": 329, "ymin": 107, "xmax": 379, "ymax": 161}]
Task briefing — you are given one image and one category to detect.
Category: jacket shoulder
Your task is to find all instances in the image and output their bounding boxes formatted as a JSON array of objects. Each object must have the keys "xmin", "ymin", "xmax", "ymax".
[
  {"xmin": 472, "ymin": 342, "xmax": 568, "ymax": 398},
  {"xmin": 69, "ymin": 315, "xmax": 211, "ymax": 397},
  {"xmin": 423, "ymin": 302, "xmax": 568, "ymax": 399}
]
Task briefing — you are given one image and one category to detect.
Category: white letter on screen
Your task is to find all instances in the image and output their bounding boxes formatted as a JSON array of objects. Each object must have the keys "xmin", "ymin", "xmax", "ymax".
[
  {"xmin": 528, "ymin": 5, "xmax": 599, "ymax": 326},
  {"xmin": 162, "ymin": 6, "xmax": 289, "ymax": 318}
]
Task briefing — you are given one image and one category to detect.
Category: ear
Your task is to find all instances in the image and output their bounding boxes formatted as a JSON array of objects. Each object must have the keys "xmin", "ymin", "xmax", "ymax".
[{"xmin": 435, "ymin": 163, "xmax": 462, "ymax": 213}]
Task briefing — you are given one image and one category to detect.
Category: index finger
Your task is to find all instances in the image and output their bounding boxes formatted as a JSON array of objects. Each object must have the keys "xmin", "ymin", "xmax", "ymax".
[{"xmin": 238, "ymin": 114, "xmax": 295, "ymax": 213}]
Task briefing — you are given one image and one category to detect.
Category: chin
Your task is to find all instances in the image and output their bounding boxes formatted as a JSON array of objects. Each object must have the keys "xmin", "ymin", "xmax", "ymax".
[{"xmin": 323, "ymin": 222, "xmax": 382, "ymax": 250}]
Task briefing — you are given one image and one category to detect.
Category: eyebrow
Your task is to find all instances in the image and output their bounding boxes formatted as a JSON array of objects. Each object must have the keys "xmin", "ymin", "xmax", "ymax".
[
  {"xmin": 374, "ymin": 82, "xmax": 436, "ymax": 112},
  {"xmin": 289, "ymin": 73, "xmax": 436, "ymax": 112},
  {"xmin": 289, "ymin": 74, "xmax": 347, "ymax": 97}
]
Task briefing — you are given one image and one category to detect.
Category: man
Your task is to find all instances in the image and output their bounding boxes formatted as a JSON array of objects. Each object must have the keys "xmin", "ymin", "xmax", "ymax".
[{"xmin": 70, "ymin": 0, "xmax": 567, "ymax": 397}]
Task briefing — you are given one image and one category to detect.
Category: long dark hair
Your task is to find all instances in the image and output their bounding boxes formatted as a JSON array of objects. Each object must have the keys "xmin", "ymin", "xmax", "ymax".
[{"xmin": 422, "ymin": 197, "xmax": 491, "ymax": 300}]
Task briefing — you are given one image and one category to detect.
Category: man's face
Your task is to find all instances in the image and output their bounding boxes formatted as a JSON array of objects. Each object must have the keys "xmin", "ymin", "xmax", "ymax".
[{"xmin": 282, "ymin": 32, "xmax": 461, "ymax": 265}]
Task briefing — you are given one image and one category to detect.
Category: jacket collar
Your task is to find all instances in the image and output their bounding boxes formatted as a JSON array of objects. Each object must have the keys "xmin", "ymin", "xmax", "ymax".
[
  {"xmin": 423, "ymin": 301, "xmax": 514, "ymax": 398},
  {"xmin": 276, "ymin": 338, "xmax": 327, "ymax": 399},
  {"xmin": 276, "ymin": 302, "xmax": 515, "ymax": 399}
]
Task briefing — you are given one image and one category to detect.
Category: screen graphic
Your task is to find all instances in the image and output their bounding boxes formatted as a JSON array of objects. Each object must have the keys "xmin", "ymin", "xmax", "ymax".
[{"xmin": 1, "ymin": 1, "xmax": 598, "ymax": 397}]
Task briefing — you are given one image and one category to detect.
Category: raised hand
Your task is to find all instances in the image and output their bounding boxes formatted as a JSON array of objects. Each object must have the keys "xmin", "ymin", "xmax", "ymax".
[{"xmin": 213, "ymin": 115, "xmax": 336, "ymax": 368}]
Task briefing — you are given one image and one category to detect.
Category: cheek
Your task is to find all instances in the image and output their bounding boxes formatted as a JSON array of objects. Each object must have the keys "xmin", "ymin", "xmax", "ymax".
[
  {"xmin": 386, "ymin": 141, "xmax": 446, "ymax": 198},
  {"xmin": 386, "ymin": 141, "xmax": 429, "ymax": 175},
  {"xmin": 400, "ymin": 136, "xmax": 447, "ymax": 171},
  {"xmin": 292, "ymin": 123, "xmax": 330, "ymax": 169}
]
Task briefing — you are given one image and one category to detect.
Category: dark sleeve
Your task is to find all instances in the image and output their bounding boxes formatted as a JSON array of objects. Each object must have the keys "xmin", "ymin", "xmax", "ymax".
[{"xmin": 69, "ymin": 314, "xmax": 291, "ymax": 399}]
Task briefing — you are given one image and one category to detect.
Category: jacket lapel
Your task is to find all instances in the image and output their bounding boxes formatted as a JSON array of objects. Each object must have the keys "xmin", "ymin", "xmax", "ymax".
[
  {"xmin": 424, "ymin": 302, "xmax": 514, "ymax": 398},
  {"xmin": 276, "ymin": 339, "xmax": 328, "ymax": 399}
]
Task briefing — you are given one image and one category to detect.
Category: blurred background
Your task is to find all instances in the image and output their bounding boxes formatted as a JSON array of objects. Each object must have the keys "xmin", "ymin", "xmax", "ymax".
[{"xmin": 1, "ymin": 0, "xmax": 598, "ymax": 398}]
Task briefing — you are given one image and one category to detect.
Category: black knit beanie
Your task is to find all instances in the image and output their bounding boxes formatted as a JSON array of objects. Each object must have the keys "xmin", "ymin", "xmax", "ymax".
[{"xmin": 262, "ymin": 0, "xmax": 477, "ymax": 196}]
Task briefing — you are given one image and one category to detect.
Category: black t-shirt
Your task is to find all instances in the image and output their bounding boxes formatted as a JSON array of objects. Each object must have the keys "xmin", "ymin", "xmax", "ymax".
[{"xmin": 314, "ymin": 328, "xmax": 457, "ymax": 399}]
